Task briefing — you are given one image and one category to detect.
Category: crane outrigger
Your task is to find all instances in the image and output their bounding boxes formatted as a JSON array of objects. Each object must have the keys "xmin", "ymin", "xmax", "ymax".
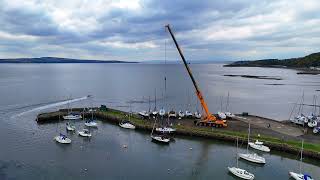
[{"xmin": 165, "ymin": 24, "xmax": 227, "ymax": 127}]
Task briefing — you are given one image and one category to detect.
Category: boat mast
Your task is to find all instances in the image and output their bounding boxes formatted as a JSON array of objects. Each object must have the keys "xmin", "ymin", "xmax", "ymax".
[
  {"xmin": 226, "ymin": 92, "xmax": 230, "ymax": 112},
  {"xmin": 236, "ymin": 137, "xmax": 239, "ymax": 168},
  {"xmin": 148, "ymin": 96, "xmax": 151, "ymax": 113},
  {"xmin": 247, "ymin": 123, "xmax": 250, "ymax": 153},
  {"xmin": 300, "ymin": 140, "xmax": 304, "ymax": 174},
  {"xmin": 154, "ymin": 88, "xmax": 157, "ymax": 111}
]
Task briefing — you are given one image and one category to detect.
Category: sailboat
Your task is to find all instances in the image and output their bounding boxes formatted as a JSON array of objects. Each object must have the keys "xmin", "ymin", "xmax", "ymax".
[
  {"xmin": 152, "ymin": 89, "xmax": 158, "ymax": 117},
  {"xmin": 55, "ymin": 111, "xmax": 72, "ymax": 144},
  {"xmin": 119, "ymin": 104, "xmax": 136, "ymax": 129},
  {"xmin": 168, "ymin": 109, "xmax": 177, "ymax": 118},
  {"xmin": 63, "ymin": 96, "xmax": 82, "ymax": 120},
  {"xmin": 85, "ymin": 106, "xmax": 98, "ymax": 127},
  {"xmin": 78, "ymin": 128, "xmax": 92, "ymax": 137},
  {"xmin": 178, "ymin": 110, "xmax": 185, "ymax": 119},
  {"xmin": 218, "ymin": 96, "xmax": 227, "ymax": 119},
  {"xmin": 248, "ymin": 139, "xmax": 270, "ymax": 152},
  {"xmin": 225, "ymin": 92, "xmax": 235, "ymax": 119},
  {"xmin": 228, "ymin": 137, "xmax": 255, "ymax": 180},
  {"xmin": 289, "ymin": 140, "xmax": 314, "ymax": 180},
  {"xmin": 151, "ymin": 117, "xmax": 170, "ymax": 143},
  {"xmin": 290, "ymin": 92, "xmax": 306, "ymax": 125},
  {"xmin": 139, "ymin": 96, "xmax": 151, "ymax": 118},
  {"xmin": 238, "ymin": 123, "xmax": 266, "ymax": 164}
]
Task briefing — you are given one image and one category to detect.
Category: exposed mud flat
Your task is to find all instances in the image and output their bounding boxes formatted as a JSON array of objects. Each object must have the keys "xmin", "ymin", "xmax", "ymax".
[{"xmin": 224, "ymin": 74, "xmax": 283, "ymax": 80}]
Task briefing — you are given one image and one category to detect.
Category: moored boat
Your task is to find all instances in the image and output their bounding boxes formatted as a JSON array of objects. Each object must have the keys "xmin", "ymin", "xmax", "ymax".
[
  {"xmin": 78, "ymin": 129, "xmax": 92, "ymax": 137},
  {"xmin": 238, "ymin": 153, "xmax": 266, "ymax": 164},
  {"xmin": 66, "ymin": 122, "xmax": 76, "ymax": 131},
  {"xmin": 228, "ymin": 167, "xmax": 254, "ymax": 180},
  {"xmin": 155, "ymin": 127, "xmax": 176, "ymax": 133},
  {"xmin": 228, "ymin": 137, "xmax": 255, "ymax": 180},
  {"xmin": 63, "ymin": 113, "xmax": 82, "ymax": 120},
  {"xmin": 248, "ymin": 142, "xmax": 270, "ymax": 152},
  {"xmin": 54, "ymin": 134, "xmax": 72, "ymax": 144},
  {"xmin": 289, "ymin": 140, "xmax": 314, "ymax": 180}
]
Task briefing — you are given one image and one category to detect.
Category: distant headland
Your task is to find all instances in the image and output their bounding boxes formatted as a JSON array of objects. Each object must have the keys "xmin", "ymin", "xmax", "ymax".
[
  {"xmin": 225, "ymin": 52, "xmax": 320, "ymax": 69},
  {"xmin": 0, "ymin": 57, "xmax": 137, "ymax": 63}
]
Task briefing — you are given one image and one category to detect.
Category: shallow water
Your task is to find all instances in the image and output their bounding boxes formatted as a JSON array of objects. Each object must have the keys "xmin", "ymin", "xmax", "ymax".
[{"xmin": 0, "ymin": 63, "xmax": 319, "ymax": 179}]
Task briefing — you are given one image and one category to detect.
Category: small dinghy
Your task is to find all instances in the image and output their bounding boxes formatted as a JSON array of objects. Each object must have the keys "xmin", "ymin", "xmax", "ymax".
[
  {"xmin": 178, "ymin": 110, "xmax": 185, "ymax": 119},
  {"xmin": 185, "ymin": 110, "xmax": 193, "ymax": 117},
  {"xmin": 248, "ymin": 142, "xmax": 270, "ymax": 152},
  {"xmin": 155, "ymin": 127, "xmax": 176, "ymax": 133},
  {"xmin": 63, "ymin": 113, "xmax": 82, "ymax": 120},
  {"xmin": 85, "ymin": 120, "xmax": 98, "ymax": 127},
  {"xmin": 289, "ymin": 140, "xmax": 314, "ymax": 180},
  {"xmin": 78, "ymin": 129, "xmax": 92, "ymax": 137},
  {"xmin": 54, "ymin": 134, "xmax": 72, "ymax": 144},
  {"xmin": 168, "ymin": 110, "xmax": 177, "ymax": 118},
  {"xmin": 66, "ymin": 123, "xmax": 76, "ymax": 131},
  {"xmin": 159, "ymin": 108, "xmax": 166, "ymax": 116},
  {"xmin": 238, "ymin": 153, "xmax": 266, "ymax": 164},
  {"xmin": 228, "ymin": 167, "xmax": 254, "ymax": 180}
]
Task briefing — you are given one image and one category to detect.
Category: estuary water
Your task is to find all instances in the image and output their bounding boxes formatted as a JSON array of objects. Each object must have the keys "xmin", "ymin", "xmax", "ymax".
[{"xmin": 0, "ymin": 63, "xmax": 319, "ymax": 179}]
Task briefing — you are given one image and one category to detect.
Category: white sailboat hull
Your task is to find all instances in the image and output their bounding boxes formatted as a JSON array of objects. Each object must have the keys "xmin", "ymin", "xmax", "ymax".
[
  {"xmin": 54, "ymin": 136, "xmax": 71, "ymax": 144},
  {"xmin": 63, "ymin": 115, "xmax": 82, "ymax": 120},
  {"xmin": 85, "ymin": 121, "xmax": 98, "ymax": 127},
  {"xmin": 248, "ymin": 142, "xmax": 270, "ymax": 152},
  {"xmin": 218, "ymin": 112, "xmax": 227, "ymax": 119},
  {"xmin": 155, "ymin": 127, "xmax": 176, "ymax": 133},
  {"xmin": 119, "ymin": 122, "xmax": 135, "ymax": 129},
  {"xmin": 228, "ymin": 167, "xmax": 254, "ymax": 180},
  {"xmin": 289, "ymin": 172, "xmax": 314, "ymax": 180},
  {"xmin": 139, "ymin": 111, "xmax": 149, "ymax": 117},
  {"xmin": 151, "ymin": 135, "xmax": 170, "ymax": 143},
  {"xmin": 238, "ymin": 153, "xmax": 266, "ymax": 164},
  {"xmin": 78, "ymin": 131, "xmax": 92, "ymax": 137}
]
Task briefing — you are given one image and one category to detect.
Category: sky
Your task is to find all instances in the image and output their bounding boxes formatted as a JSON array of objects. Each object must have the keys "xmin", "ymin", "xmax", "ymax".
[{"xmin": 0, "ymin": 0, "xmax": 320, "ymax": 62}]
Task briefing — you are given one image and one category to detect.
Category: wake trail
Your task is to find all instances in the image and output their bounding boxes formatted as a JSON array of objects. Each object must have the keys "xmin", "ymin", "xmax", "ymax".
[{"xmin": 13, "ymin": 95, "xmax": 91, "ymax": 117}]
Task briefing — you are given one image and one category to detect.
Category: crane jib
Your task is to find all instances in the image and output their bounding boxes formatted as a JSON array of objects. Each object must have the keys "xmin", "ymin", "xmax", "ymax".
[{"xmin": 165, "ymin": 25, "xmax": 200, "ymax": 93}]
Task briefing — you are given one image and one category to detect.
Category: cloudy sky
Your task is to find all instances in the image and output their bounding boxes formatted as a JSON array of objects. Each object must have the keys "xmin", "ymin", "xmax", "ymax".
[{"xmin": 0, "ymin": 0, "xmax": 320, "ymax": 61}]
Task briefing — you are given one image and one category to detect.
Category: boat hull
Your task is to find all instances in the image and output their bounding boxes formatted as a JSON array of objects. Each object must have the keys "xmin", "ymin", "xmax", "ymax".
[
  {"xmin": 151, "ymin": 135, "xmax": 170, "ymax": 143},
  {"xmin": 63, "ymin": 115, "xmax": 82, "ymax": 120},
  {"xmin": 228, "ymin": 167, "xmax": 254, "ymax": 180},
  {"xmin": 238, "ymin": 153, "xmax": 266, "ymax": 164},
  {"xmin": 289, "ymin": 172, "xmax": 314, "ymax": 180},
  {"xmin": 119, "ymin": 123, "xmax": 135, "ymax": 129},
  {"xmin": 54, "ymin": 136, "xmax": 71, "ymax": 144},
  {"xmin": 248, "ymin": 142, "xmax": 270, "ymax": 152},
  {"xmin": 78, "ymin": 131, "xmax": 92, "ymax": 137}
]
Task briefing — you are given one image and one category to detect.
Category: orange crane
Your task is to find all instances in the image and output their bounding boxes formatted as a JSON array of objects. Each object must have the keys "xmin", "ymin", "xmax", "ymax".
[{"xmin": 165, "ymin": 24, "xmax": 227, "ymax": 127}]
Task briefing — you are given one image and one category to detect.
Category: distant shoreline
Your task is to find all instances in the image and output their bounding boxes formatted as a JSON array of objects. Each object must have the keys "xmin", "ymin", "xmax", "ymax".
[{"xmin": 0, "ymin": 57, "xmax": 138, "ymax": 64}]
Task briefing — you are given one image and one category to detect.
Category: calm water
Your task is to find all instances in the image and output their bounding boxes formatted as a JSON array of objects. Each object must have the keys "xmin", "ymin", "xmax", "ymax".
[{"xmin": 0, "ymin": 63, "xmax": 319, "ymax": 179}]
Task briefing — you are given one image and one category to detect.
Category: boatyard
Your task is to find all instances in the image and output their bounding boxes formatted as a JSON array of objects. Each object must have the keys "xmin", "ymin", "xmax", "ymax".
[{"xmin": 36, "ymin": 106, "xmax": 320, "ymax": 159}]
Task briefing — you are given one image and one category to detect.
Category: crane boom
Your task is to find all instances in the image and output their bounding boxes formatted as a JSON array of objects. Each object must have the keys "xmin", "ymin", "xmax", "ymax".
[{"xmin": 165, "ymin": 24, "xmax": 227, "ymax": 127}]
